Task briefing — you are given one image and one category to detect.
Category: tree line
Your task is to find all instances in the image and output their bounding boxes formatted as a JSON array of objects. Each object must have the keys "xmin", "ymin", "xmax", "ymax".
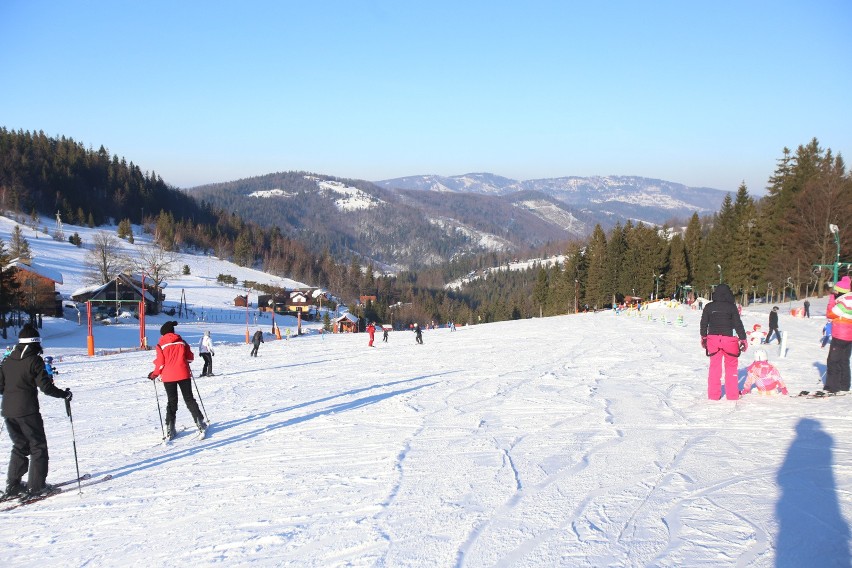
[
  {"xmin": 359, "ymin": 138, "xmax": 851, "ymax": 325},
  {"xmin": 1, "ymin": 128, "xmax": 848, "ymax": 328}
]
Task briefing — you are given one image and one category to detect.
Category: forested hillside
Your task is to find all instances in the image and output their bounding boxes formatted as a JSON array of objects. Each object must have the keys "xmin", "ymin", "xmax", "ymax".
[
  {"xmin": 1, "ymin": 128, "xmax": 848, "ymax": 329},
  {"xmin": 188, "ymin": 172, "xmax": 588, "ymax": 269}
]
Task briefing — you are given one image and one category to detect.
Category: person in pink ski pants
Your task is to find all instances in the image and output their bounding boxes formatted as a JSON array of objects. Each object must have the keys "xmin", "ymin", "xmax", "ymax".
[{"xmin": 700, "ymin": 284, "xmax": 748, "ymax": 400}]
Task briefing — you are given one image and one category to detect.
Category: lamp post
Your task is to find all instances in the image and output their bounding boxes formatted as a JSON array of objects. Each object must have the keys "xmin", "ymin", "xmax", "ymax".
[
  {"xmin": 574, "ymin": 278, "xmax": 579, "ymax": 314},
  {"xmin": 245, "ymin": 289, "xmax": 251, "ymax": 344},
  {"xmin": 269, "ymin": 299, "xmax": 276, "ymax": 336},
  {"xmin": 830, "ymin": 224, "xmax": 841, "ymax": 283},
  {"xmin": 717, "ymin": 264, "xmax": 723, "ymax": 284},
  {"xmin": 653, "ymin": 273, "xmax": 664, "ymax": 300}
]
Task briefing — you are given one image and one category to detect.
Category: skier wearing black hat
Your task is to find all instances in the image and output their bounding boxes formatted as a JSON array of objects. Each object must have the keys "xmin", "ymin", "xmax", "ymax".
[
  {"xmin": 0, "ymin": 323, "xmax": 72, "ymax": 501},
  {"xmin": 148, "ymin": 321, "xmax": 206, "ymax": 439}
]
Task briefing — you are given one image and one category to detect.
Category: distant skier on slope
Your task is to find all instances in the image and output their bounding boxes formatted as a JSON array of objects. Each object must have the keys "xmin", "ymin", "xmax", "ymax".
[
  {"xmin": 766, "ymin": 306, "xmax": 782, "ymax": 344},
  {"xmin": 0, "ymin": 324, "xmax": 72, "ymax": 501},
  {"xmin": 250, "ymin": 329, "xmax": 264, "ymax": 357},
  {"xmin": 148, "ymin": 321, "xmax": 206, "ymax": 439},
  {"xmin": 198, "ymin": 330, "xmax": 215, "ymax": 376},
  {"xmin": 414, "ymin": 323, "xmax": 423, "ymax": 345},
  {"xmin": 700, "ymin": 284, "xmax": 747, "ymax": 401},
  {"xmin": 367, "ymin": 322, "xmax": 376, "ymax": 347}
]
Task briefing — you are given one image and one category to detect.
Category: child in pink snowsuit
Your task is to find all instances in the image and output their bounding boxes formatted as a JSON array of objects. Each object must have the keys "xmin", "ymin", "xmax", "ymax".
[
  {"xmin": 740, "ymin": 350, "xmax": 788, "ymax": 395},
  {"xmin": 700, "ymin": 284, "xmax": 748, "ymax": 400}
]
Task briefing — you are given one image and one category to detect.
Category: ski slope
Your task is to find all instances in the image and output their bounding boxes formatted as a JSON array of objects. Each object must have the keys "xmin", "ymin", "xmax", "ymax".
[{"xmin": 0, "ymin": 215, "xmax": 850, "ymax": 567}]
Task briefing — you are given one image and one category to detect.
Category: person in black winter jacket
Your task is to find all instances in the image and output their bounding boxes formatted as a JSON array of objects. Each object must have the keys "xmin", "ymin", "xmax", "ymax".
[
  {"xmin": 250, "ymin": 329, "xmax": 264, "ymax": 357},
  {"xmin": 700, "ymin": 284, "xmax": 747, "ymax": 400},
  {"xmin": 766, "ymin": 306, "xmax": 781, "ymax": 344},
  {"xmin": 0, "ymin": 324, "xmax": 72, "ymax": 501}
]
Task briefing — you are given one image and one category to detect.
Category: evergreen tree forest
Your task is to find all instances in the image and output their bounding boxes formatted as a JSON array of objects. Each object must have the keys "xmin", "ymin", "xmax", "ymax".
[{"xmin": 1, "ymin": 128, "xmax": 849, "ymax": 328}]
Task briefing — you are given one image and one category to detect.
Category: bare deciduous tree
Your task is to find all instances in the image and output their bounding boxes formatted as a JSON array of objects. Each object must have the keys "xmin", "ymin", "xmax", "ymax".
[
  {"xmin": 84, "ymin": 231, "xmax": 129, "ymax": 284},
  {"xmin": 133, "ymin": 244, "xmax": 179, "ymax": 314}
]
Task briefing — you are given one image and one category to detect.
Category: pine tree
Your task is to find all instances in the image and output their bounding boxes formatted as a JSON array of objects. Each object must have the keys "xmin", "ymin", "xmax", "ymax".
[
  {"xmin": 0, "ymin": 238, "xmax": 21, "ymax": 339},
  {"xmin": 666, "ymin": 234, "xmax": 689, "ymax": 300},
  {"xmin": 9, "ymin": 225, "xmax": 31, "ymax": 260},
  {"xmin": 584, "ymin": 225, "xmax": 609, "ymax": 308},
  {"xmin": 233, "ymin": 229, "xmax": 254, "ymax": 267},
  {"xmin": 683, "ymin": 213, "xmax": 703, "ymax": 283}
]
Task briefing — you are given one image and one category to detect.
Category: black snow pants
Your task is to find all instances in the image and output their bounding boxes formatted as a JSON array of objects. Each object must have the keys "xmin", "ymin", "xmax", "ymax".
[
  {"xmin": 5, "ymin": 413, "xmax": 49, "ymax": 492},
  {"xmin": 200, "ymin": 352, "xmax": 213, "ymax": 376},
  {"xmin": 163, "ymin": 379, "xmax": 203, "ymax": 425},
  {"xmin": 825, "ymin": 338, "xmax": 852, "ymax": 392}
]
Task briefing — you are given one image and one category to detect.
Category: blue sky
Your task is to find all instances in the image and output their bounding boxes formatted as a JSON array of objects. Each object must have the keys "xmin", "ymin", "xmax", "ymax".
[{"xmin": 2, "ymin": 1, "xmax": 850, "ymax": 193}]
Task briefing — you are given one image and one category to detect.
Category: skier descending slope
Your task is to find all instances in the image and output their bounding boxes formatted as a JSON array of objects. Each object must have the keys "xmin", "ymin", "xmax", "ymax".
[
  {"xmin": 148, "ymin": 321, "xmax": 207, "ymax": 439},
  {"xmin": 700, "ymin": 283, "xmax": 747, "ymax": 401}
]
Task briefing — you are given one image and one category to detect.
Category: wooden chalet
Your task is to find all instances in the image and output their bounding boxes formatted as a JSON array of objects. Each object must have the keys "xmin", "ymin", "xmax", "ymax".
[
  {"xmin": 334, "ymin": 312, "xmax": 359, "ymax": 333},
  {"xmin": 287, "ymin": 290, "xmax": 311, "ymax": 313},
  {"xmin": 4, "ymin": 258, "xmax": 64, "ymax": 317},
  {"xmin": 71, "ymin": 273, "xmax": 162, "ymax": 313}
]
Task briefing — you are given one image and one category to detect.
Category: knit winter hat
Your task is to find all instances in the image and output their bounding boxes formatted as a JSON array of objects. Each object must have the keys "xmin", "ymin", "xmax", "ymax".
[
  {"xmin": 834, "ymin": 276, "xmax": 851, "ymax": 294},
  {"xmin": 159, "ymin": 321, "xmax": 178, "ymax": 336},
  {"xmin": 832, "ymin": 293, "xmax": 852, "ymax": 319},
  {"xmin": 754, "ymin": 349, "xmax": 768, "ymax": 362},
  {"xmin": 18, "ymin": 323, "xmax": 41, "ymax": 344}
]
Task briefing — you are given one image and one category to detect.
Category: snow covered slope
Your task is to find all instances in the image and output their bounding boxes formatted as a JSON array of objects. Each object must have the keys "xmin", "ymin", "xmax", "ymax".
[{"xmin": 0, "ymin": 215, "xmax": 848, "ymax": 567}]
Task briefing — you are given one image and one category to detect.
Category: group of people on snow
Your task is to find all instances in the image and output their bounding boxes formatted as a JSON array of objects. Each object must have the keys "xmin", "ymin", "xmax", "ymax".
[
  {"xmin": 364, "ymin": 321, "xmax": 428, "ymax": 347},
  {"xmin": 700, "ymin": 276, "xmax": 852, "ymax": 400}
]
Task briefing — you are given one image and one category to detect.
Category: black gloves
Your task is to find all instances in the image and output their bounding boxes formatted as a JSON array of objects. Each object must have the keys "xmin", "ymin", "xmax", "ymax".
[
  {"xmin": 148, "ymin": 372, "xmax": 156, "ymax": 381},
  {"xmin": 64, "ymin": 388, "xmax": 72, "ymax": 401},
  {"xmin": 701, "ymin": 336, "xmax": 707, "ymax": 349},
  {"xmin": 739, "ymin": 339, "xmax": 748, "ymax": 353}
]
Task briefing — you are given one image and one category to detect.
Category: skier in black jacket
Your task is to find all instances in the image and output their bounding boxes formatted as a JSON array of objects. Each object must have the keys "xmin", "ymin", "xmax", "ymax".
[
  {"xmin": 700, "ymin": 284, "xmax": 747, "ymax": 400},
  {"xmin": 0, "ymin": 324, "xmax": 72, "ymax": 501},
  {"xmin": 766, "ymin": 306, "xmax": 781, "ymax": 344}
]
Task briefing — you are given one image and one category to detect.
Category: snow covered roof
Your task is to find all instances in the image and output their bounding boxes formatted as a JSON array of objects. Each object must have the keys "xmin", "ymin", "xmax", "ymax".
[
  {"xmin": 70, "ymin": 274, "xmax": 155, "ymax": 302},
  {"xmin": 5, "ymin": 258, "xmax": 63, "ymax": 284},
  {"xmin": 334, "ymin": 312, "xmax": 359, "ymax": 324}
]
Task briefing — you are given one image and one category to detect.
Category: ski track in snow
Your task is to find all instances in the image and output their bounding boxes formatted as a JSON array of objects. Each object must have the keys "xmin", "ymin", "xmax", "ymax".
[{"xmin": 2, "ymin": 300, "xmax": 852, "ymax": 566}]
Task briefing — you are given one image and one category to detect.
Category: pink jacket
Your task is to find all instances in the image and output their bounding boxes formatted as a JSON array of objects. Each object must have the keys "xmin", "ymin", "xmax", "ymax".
[
  {"xmin": 742, "ymin": 361, "xmax": 787, "ymax": 394},
  {"xmin": 827, "ymin": 294, "xmax": 852, "ymax": 341}
]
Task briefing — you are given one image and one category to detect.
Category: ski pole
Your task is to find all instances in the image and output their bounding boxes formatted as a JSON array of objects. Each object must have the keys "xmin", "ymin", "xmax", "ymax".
[
  {"xmin": 153, "ymin": 379, "xmax": 165, "ymax": 439},
  {"xmin": 64, "ymin": 397, "xmax": 83, "ymax": 495},
  {"xmin": 190, "ymin": 370, "xmax": 209, "ymax": 422}
]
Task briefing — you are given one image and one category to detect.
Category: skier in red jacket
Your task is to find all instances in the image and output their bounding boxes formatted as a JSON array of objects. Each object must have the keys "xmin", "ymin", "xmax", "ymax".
[{"xmin": 148, "ymin": 321, "xmax": 206, "ymax": 439}]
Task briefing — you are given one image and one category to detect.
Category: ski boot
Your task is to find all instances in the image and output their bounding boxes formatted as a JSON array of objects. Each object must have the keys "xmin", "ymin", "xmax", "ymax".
[
  {"xmin": 19, "ymin": 483, "xmax": 60, "ymax": 502},
  {"xmin": 165, "ymin": 419, "xmax": 176, "ymax": 441},
  {"xmin": 1, "ymin": 481, "xmax": 25, "ymax": 502},
  {"xmin": 195, "ymin": 417, "xmax": 208, "ymax": 434}
]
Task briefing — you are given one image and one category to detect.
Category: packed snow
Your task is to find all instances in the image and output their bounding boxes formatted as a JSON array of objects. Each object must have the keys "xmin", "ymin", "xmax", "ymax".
[{"xmin": 1, "ymin": 215, "xmax": 850, "ymax": 567}]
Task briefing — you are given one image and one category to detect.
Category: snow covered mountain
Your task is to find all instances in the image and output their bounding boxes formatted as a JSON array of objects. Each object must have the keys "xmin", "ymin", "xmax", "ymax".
[
  {"xmin": 189, "ymin": 171, "xmax": 730, "ymax": 271},
  {"xmin": 189, "ymin": 173, "xmax": 593, "ymax": 271},
  {"xmin": 377, "ymin": 173, "xmax": 731, "ymax": 225}
]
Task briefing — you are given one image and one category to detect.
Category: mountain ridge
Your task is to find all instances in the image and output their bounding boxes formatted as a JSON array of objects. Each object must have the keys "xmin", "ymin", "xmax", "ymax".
[{"xmin": 188, "ymin": 171, "xmax": 732, "ymax": 270}]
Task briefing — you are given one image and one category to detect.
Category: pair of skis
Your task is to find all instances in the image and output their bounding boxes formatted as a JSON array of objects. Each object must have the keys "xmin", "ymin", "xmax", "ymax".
[
  {"xmin": 162, "ymin": 423, "xmax": 210, "ymax": 446},
  {"xmin": 793, "ymin": 390, "xmax": 848, "ymax": 399},
  {"xmin": 1, "ymin": 473, "xmax": 113, "ymax": 512}
]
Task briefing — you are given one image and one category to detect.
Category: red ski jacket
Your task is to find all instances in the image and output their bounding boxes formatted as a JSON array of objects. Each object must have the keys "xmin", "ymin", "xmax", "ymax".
[{"xmin": 150, "ymin": 332, "xmax": 194, "ymax": 383}]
